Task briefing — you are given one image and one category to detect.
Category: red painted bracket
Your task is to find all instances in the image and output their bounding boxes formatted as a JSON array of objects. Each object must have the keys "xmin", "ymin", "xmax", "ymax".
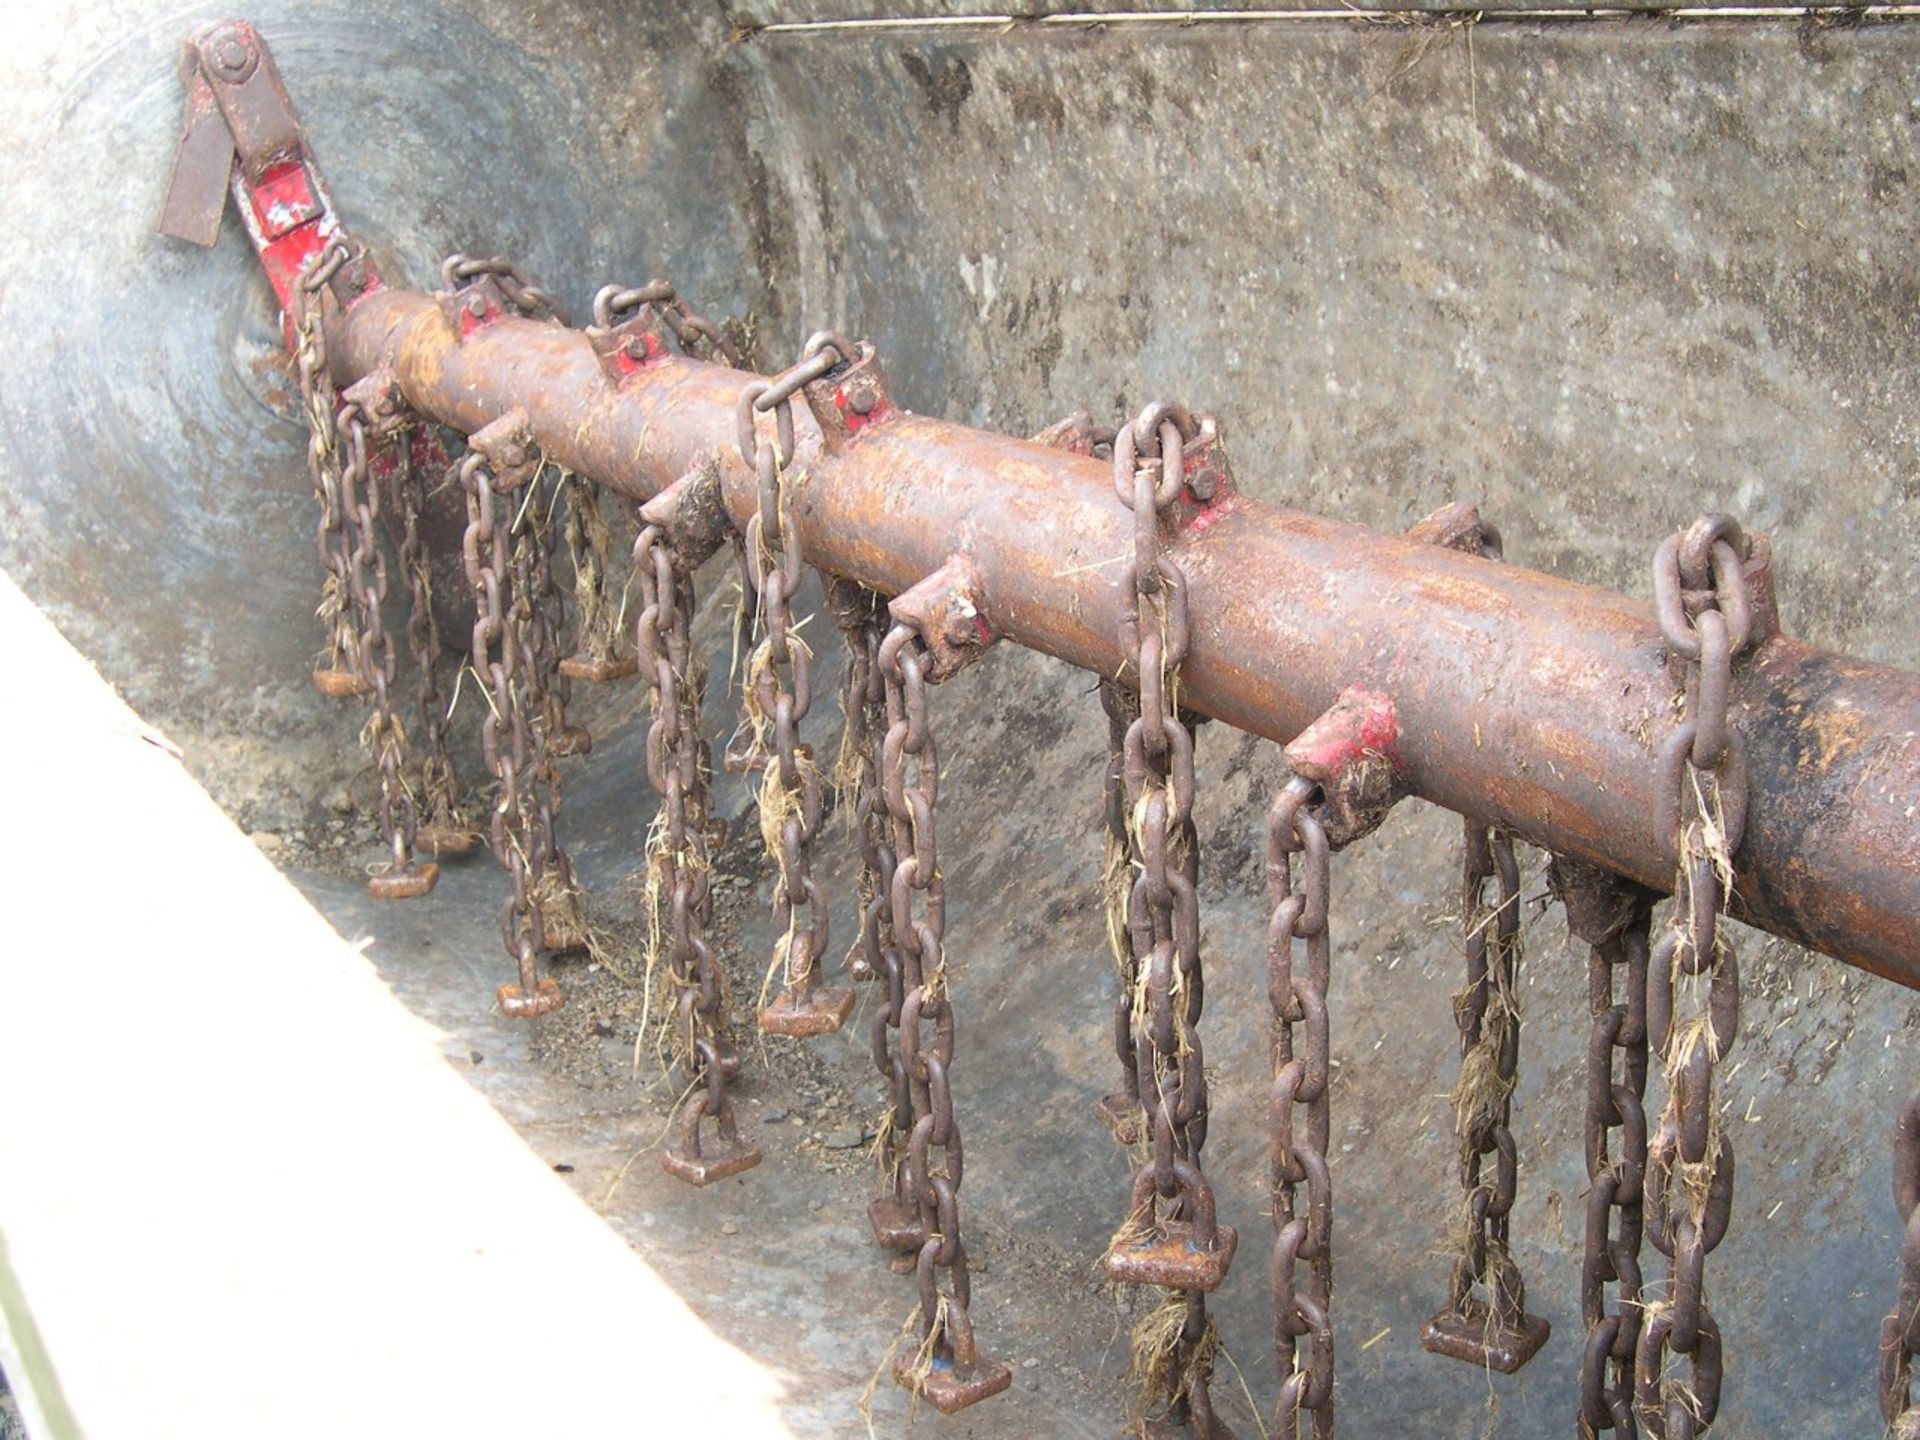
[
  {"xmin": 157, "ymin": 21, "xmax": 380, "ymax": 328},
  {"xmin": 803, "ymin": 341, "xmax": 896, "ymax": 448},
  {"xmin": 1283, "ymin": 685, "xmax": 1405, "ymax": 849}
]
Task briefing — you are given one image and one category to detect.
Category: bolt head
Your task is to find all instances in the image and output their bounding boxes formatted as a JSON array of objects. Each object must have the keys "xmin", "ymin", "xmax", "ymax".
[
  {"xmin": 466, "ymin": 295, "xmax": 487, "ymax": 317},
  {"xmin": 848, "ymin": 386, "xmax": 876, "ymax": 417},
  {"xmin": 203, "ymin": 27, "xmax": 259, "ymax": 82}
]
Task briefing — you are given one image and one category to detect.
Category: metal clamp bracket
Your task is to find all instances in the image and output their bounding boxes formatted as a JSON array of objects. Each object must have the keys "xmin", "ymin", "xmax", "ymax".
[
  {"xmin": 888, "ymin": 554, "xmax": 997, "ymax": 684},
  {"xmin": 802, "ymin": 339, "xmax": 895, "ymax": 447},
  {"xmin": 467, "ymin": 409, "xmax": 541, "ymax": 491},
  {"xmin": 1282, "ymin": 686, "xmax": 1404, "ymax": 850}
]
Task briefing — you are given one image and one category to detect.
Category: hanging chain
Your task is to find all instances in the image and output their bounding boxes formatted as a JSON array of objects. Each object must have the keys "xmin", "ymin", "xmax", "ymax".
[
  {"xmin": 1561, "ymin": 862, "xmax": 1658, "ymax": 1438},
  {"xmin": 457, "ymin": 414, "xmax": 563, "ymax": 1017},
  {"xmin": 291, "ymin": 241, "xmax": 434, "ymax": 897},
  {"xmin": 1266, "ymin": 774, "xmax": 1335, "ymax": 1439},
  {"xmin": 1030, "ymin": 411, "xmax": 1141, "ymax": 1146},
  {"xmin": 1096, "ymin": 677, "xmax": 1146, "ymax": 1146},
  {"xmin": 1425, "ymin": 819, "xmax": 1542, "ymax": 1360},
  {"xmin": 395, "ymin": 442, "xmax": 480, "ymax": 857},
  {"xmin": 1882, "ymin": 1091, "xmax": 1920, "ymax": 1437},
  {"xmin": 636, "ymin": 495, "xmax": 760, "ymax": 1185},
  {"xmin": 1101, "ymin": 402, "xmax": 1232, "ymax": 1437},
  {"xmin": 511, "ymin": 466, "xmax": 588, "ymax": 951},
  {"xmin": 339, "ymin": 384, "xmax": 432, "ymax": 896},
  {"xmin": 876, "ymin": 616, "xmax": 1011, "ymax": 1413},
  {"xmin": 290, "ymin": 242, "xmax": 365, "ymax": 695},
  {"xmin": 1417, "ymin": 516, "xmax": 1548, "ymax": 1373},
  {"xmin": 835, "ymin": 571, "xmax": 923, "ymax": 1268},
  {"xmin": 828, "ymin": 578, "xmax": 893, "ymax": 988},
  {"xmin": 434, "ymin": 251, "xmax": 589, "ymax": 943},
  {"xmin": 727, "ymin": 333, "xmax": 860, "ymax": 1037},
  {"xmin": 1639, "ymin": 513, "xmax": 1755, "ymax": 1439}
]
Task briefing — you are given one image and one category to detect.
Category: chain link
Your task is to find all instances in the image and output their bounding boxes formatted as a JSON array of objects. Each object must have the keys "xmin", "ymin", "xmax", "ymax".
[
  {"xmin": 591, "ymin": 279, "xmax": 742, "ymax": 367},
  {"xmin": 457, "ymin": 418, "xmax": 566, "ymax": 1017},
  {"xmin": 1096, "ymin": 678, "xmax": 1146, "ymax": 1145},
  {"xmin": 522, "ymin": 470, "xmax": 590, "ymax": 760},
  {"xmin": 440, "ymin": 253, "xmax": 557, "ymax": 318},
  {"xmin": 1267, "ymin": 774, "xmax": 1335, "ymax": 1439},
  {"xmin": 292, "ymin": 241, "xmax": 434, "ymax": 897},
  {"xmin": 1438, "ymin": 823, "xmax": 1535, "ymax": 1339},
  {"xmin": 511, "ymin": 466, "xmax": 588, "ymax": 950},
  {"xmin": 876, "ymin": 617, "xmax": 1009, "ymax": 1410},
  {"xmin": 1562, "ymin": 863, "xmax": 1658, "ymax": 1439},
  {"xmin": 636, "ymin": 500, "xmax": 759, "ymax": 1184},
  {"xmin": 1102, "ymin": 402, "xmax": 1229, "ymax": 1435},
  {"xmin": 1408, "ymin": 515, "xmax": 1546, "ymax": 1374},
  {"xmin": 341, "ymin": 389, "xmax": 430, "ymax": 893},
  {"xmin": 829, "ymin": 579, "xmax": 893, "ymax": 989},
  {"xmin": 433, "ymin": 252, "xmax": 588, "ymax": 948},
  {"xmin": 727, "ymin": 336, "xmax": 861, "ymax": 1036},
  {"xmin": 394, "ymin": 440, "xmax": 480, "ymax": 857},
  {"xmin": 1639, "ymin": 514, "xmax": 1755, "ymax": 1439},
  {"xmin": 289, "ymin": 241, "xmax": 364, "ymax": 693}
]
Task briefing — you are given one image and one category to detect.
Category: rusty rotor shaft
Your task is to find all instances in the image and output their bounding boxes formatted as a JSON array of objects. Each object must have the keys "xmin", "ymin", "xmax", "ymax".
[{"xmin": 332, "ymin": 288, "xmax": 1920, "ymax": 987}]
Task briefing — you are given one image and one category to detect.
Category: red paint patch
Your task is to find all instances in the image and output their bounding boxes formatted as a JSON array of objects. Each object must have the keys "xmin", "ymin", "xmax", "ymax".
[
  {"xmin": 836, "ymin": 387, "xmax": 894, "ymax": 433},
  {"xmin": 248, "ymin": 160, "xmax": 320, "ymax": 240},
  {"xmin": 613, "ymin": 331, "xmax": 667, "ymax": 377},
  {"xmin": 1285, "ymin": 687, "xmax": 1401, "ymax": 781}
]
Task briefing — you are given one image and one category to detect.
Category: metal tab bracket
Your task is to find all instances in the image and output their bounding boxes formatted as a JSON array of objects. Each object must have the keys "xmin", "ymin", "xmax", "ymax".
[
  {"xmin": 1280, "ymin": 685, "xmax": 1403, "ymax": 850},
  {"xmin": 159, "ymin": 21, "xmax": 367, "ymax": 316},
  {"xmin": 585, "ymin": 283, "xmax": 674, "ymax": 382},
  {"xmin": 887, "ymin": 554, "xmax": 997, "ymax": 683},
  {"xmin": 802, "ymin": 338, "xmax": 896, "ymax": 447}
]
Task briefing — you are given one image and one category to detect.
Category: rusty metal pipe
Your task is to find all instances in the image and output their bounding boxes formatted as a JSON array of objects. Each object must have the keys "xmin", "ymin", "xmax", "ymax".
[{"xmin": 333, "ymin": 288, "xmax": 1920, "ymax": 988}]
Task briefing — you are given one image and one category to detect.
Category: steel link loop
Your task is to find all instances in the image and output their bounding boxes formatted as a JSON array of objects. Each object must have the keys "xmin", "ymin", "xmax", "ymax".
[
  {"xmin": 290, "ymin": 240, "xmax": 362, "ymax": 688},
  {"xmin": 1105, "ymin": 402, "xmax": 1227, "ymax": 1435},
  {"xmin": 828, "ymin": 579, "xmax": 894, "ymax": 989},
  {"xmin": 436, "ymin": 250, "xmax": 587, "ymax": 946},
  {"xmin": 829, "ymin": 579, "xmax": 922, "ymax": 1276},
  {"xmin": 512, "ymin": 466, "xmax": 589, "ymax": 948},
  {"xmin": 636, "ymin": 510, "xmax": 757, "ymax": 1183},
  {"xmin": 875, "ymin": 619, "xmax": 1008, "ymax": 1408},
  {"xmin": 1267, "ymin": 774, "xmax": 1335, "ymax": 1440},
  {"xmin": 457, "ymin": 440, "xmax": 565, "ymax": 1015},
  {"xmin": 440, "ymin": 253, "xmax": 557, "ymax": 318},
  {"xmin": 729, "ymin": 339, "xmax": 859, "ymax": 1035},
  {"xmin": 1097, "ymin": 678, "xmax": 1146, "ymax": 1142},
  {"xmin": 521, "ymin": 472, "xmax": 587, "ymax": 760},
  {"xmin": 339, "ymin": 373, "xmax": 428, "ymax": 888},
  {"xmin": 1638, "ymin": 514, "xmax": 1754, "ymax": 1438},
  {"xmin": 591, "ymin": 278, "xmax": 742, "ymax": 366},
  {"xmin": 1434, "ymin": 822, "xmax": 1535, "ymax": 1342},
  {"xmin": 395, "ymin": 441, "xmax": 479, "ymax": 856},
  {"xmin": 292, "ymin": 242, "xmax": 433, "ymax": 896},
  {"xmin": 1575, "ymin": 893, "xmax": 1658, "ymax": 1438}
]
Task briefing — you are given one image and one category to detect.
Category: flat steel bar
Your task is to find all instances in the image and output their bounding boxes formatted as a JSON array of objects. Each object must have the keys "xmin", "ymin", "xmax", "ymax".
[{"xmin": 332, "ymin": 288, "xmax": 1920, "ymax": 988}]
